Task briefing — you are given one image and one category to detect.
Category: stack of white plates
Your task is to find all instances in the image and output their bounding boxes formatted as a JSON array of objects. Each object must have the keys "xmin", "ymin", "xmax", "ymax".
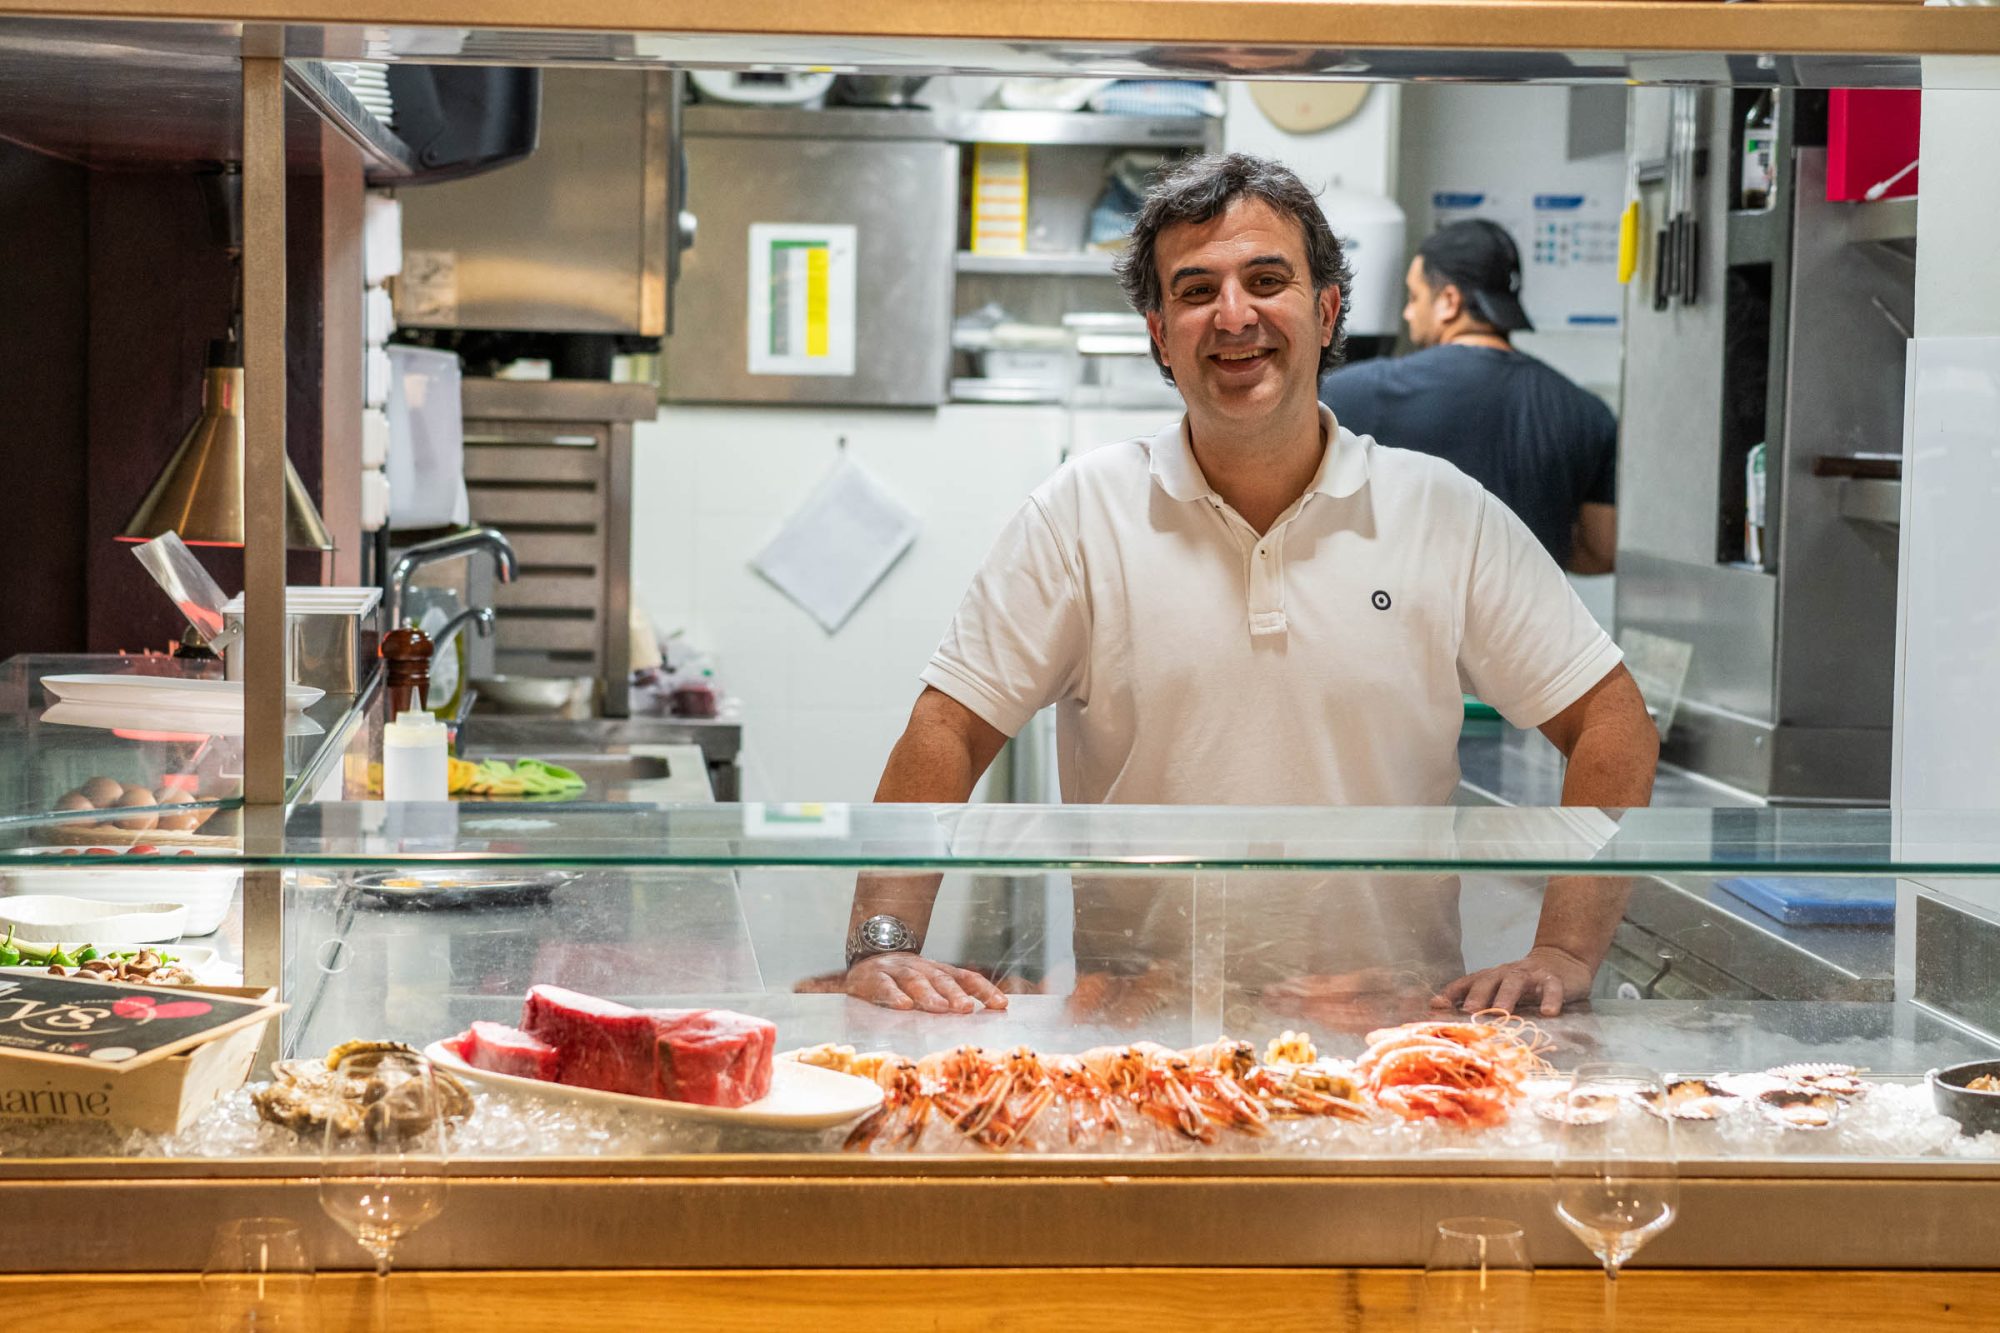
[
  {"xmin": 219, "ymin": 586, "xmax": 381, "ymax": 617},
  {"xmin": 4, "ymin": 850, "xmax": 240, "ymax": 936},
  {"xmin": 325, "ymin": 61, "xmax": 395, "ymax": 128},
  {"xmin": 41, "ymin": 675, "xmax": 323, "ymax": 715}
]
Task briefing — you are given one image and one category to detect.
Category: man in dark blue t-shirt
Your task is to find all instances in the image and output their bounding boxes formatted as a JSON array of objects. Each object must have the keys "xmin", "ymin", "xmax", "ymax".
[{"xmin": 1319, "ymin": 219, "xmax": 1617, "ymax": 573}]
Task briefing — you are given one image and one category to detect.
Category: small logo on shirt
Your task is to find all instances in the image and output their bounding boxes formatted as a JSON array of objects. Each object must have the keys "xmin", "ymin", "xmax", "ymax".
[{"xmin": 1370, "ymin": 590, "xmax": 1393, "ymax": 611}]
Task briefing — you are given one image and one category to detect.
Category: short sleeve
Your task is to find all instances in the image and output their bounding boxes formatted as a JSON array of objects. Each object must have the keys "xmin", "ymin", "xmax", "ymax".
[
  {"xmin": 920, "ymin": 498, "xmax": 1087, "ymax": 738},
  {"xmin": 1458, "ymin": 491, "xmax": 1623, "ymax": 729},
  {"xmin": 1583, "ymin": 402, "xmax": 1618, "ymax": 507}
]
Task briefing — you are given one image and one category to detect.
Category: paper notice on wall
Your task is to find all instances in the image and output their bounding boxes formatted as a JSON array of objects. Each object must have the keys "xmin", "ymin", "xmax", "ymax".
[
  {"xmin": 747, "ymin": 223, "xmax": 857, "ymax": 377},
  {"xmin": 1430, "ymin": 190, "xmax": 1622, "ymax": 329}
]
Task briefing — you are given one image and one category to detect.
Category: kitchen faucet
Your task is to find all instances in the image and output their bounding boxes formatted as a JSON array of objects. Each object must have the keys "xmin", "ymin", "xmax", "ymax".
[
  {"xmin": 387, "ymin": 526, "xmax": 519, "ymax": 630},
  {"xmin": 434, "ymin": 604, "xmax": 497, "ymax": 655}
]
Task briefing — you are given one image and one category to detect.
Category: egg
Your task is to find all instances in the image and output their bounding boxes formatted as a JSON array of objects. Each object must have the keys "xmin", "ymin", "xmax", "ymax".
[
  {"xmin": 78, "ymin": 776, "xmax": 123, "ymax": 807},
  {"xmin": 55, "ymin": 791, "xmax": 93, "ymax": 814},
  {"xmin": 156, "ymin": 790, "xmax": 199, "ymax": 832},
  {"xmin": 112, "ymin": 787, "xmax": 159, "ymax": 832}
]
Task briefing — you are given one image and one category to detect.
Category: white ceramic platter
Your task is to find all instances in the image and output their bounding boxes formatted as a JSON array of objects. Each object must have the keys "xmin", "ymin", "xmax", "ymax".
[
  {"xmin": 2, "ymin": 944, "xmax": 236, "ymax": 987},
  {"xmin": 4, "ymin": 850, "xmax": 239, "ymax": 936},
  {"xmin": 41, "ymin": 674, "xmax": 324, "ymax": 714},
  {"xmin": 424, "ymin": 1039, "xmax": 884, "ymax": 1130},
  {"xmin": 0, "ymin": 895, "xmax": 186, "ymax": 945}
]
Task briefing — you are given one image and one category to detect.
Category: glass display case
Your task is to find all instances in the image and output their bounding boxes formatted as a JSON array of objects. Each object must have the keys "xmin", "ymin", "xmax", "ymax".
[{"xmin": 5, "ymin": 803, "xmax": 1999, "ymax": 1273}]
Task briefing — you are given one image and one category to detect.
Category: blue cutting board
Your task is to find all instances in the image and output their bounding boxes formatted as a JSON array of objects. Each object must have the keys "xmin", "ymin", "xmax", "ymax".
[{"xmin": 1716, "ymin": 876, "xmax": 1896, "ymax": 926}]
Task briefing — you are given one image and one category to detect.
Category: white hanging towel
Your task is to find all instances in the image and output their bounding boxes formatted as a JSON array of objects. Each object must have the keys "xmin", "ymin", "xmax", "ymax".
[{"xmin": 750, "ymin": 455, "xmax": 920, "ymax": 634}]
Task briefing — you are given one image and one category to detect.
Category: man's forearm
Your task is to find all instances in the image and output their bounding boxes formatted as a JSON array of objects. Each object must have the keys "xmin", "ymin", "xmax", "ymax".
[
  {"xmin": 849, "ymin": 689, "xmax": 1008, "ymax": 948},
  {"xmin": 1531, "ymin": 873, "xmax": 1630, "ymax": 969},
  {"xmin": 1559, "ymin": 712, "xmax": 1657, "ymax": 810},
  {"xmin": 1541, "ymin": 678, "xmax": 1656, "ymax": 972}
]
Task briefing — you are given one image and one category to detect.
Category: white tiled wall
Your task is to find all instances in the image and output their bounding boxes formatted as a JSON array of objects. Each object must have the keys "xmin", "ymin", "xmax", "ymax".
[{"xmin": 631, "ymin": 403, "xmax": 1074, "ymax": 801}]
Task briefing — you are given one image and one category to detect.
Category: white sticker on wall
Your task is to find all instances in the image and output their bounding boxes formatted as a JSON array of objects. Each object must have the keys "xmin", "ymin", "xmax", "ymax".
[
  {"xmin": 398, "ymin": 250, "xmax": 459, "ymax": 325},
  {"xmin": 746, "ymin": 223, "xmax": 858, "ymax": 377}
]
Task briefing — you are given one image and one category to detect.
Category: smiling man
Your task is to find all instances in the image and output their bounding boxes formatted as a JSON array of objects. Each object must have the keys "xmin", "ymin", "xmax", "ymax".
[{"xmin": 845, "ymin": 154, "xmax": 1658, "ymax": 1020}]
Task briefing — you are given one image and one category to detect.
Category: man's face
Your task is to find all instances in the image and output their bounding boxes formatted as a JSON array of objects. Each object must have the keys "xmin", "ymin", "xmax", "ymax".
[
  {"xmin": 1144, "ymin": 197, "xmax": 1338, "ymax": 430},
  {"xmin": 1402, "ymin": 256, "xmax": 1444, "ymax": 349}
]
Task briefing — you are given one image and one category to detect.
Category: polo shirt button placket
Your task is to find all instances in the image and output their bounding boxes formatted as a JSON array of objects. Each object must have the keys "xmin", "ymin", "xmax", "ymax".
[{"xmin": 1248, "ymin": 528, "xmax": 1287, "ymax": 638}]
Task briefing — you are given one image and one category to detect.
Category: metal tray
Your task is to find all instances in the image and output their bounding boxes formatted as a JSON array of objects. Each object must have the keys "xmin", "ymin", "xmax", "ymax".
[{"xmin": 348, "ymin": 866, "xmax": 576, "ymax": 909}]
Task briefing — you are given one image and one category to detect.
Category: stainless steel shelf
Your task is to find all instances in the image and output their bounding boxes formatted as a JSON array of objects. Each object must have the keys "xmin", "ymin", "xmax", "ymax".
[
  {"xmin": 680, "ymin": 104, "xmax": 1218, "ymax": 150},
  {"xmin": 0, "ymin": 20, "xmax": 411, "ymax": 175},
  {"xmin": 1726, "ymin": 206, "xmax": 1786, "ymax": 267},
  {"xmin": 948, "ymin": 109, "xmax": 1219, "ymax": 148},
  {"xmin": 956, "ymin": 251, "xmax": 1118, "ymax": 277},
  {"xmin": 1839, "ymin": 477, "xmax": 1902, "ymax": 529},
  {"xmin": 1847, "ymin": 195, "xmax": 1920, "ymax": 245}
]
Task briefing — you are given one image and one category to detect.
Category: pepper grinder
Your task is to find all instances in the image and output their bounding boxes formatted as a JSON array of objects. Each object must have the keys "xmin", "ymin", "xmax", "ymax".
[{"xmin": 381, "ymin": 623, "xmax": 434, "ymax": 720}]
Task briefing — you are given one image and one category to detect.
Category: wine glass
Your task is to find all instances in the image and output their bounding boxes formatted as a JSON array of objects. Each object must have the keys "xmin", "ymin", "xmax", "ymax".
[
  {"xmin": 200, "ymin": 1217, "xmax": 319, "ymax": 1331},
  {"xmin": 1551, "ymin": 1063, "xmax": 1679, "ymax": 1329},
  {"xmin": 317, "ymin": 1050, "xmax": 449, "ymax": 1327},
  {"xmin": 1420, "ymin": 1216, "xmax": 1533, "ymax": 1333}
]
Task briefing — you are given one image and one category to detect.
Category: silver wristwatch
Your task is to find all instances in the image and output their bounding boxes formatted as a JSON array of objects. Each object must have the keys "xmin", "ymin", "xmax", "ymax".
[{"xmin": 846, "ymin": 913, "xmax": 919, "ymax": 968}]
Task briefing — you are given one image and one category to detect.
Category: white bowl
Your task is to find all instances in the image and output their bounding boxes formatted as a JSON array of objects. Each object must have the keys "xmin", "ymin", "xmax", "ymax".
[
  {"xmin": 4, "ymin": 849, "xmax": 239, "ymax": 937},
  {"xmin": 0, "ymin": 895, "xmax": 187, "ymax": 945}
]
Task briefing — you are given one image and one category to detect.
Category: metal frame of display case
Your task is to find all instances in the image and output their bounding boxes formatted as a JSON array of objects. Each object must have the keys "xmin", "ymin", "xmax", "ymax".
[{"xmin": 3, "ymin": 1154, "xmax": 1999, "ymax": 1272}]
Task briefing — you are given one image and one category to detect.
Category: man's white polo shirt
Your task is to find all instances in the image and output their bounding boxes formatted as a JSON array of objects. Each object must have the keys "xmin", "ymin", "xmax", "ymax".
[{"xmin": 921, "ymin": 405, "xmax": 1623, "ymax": 806}]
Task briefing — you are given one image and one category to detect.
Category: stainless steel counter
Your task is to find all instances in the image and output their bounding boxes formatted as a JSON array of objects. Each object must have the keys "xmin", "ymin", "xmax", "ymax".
[
  {"xmin": 1455, "ymin": 719, "xmax": 1894, "ymax": 1000},
  {"xmin": 1455, "ymin": 717, "xmax": 1762, "ymax": 811}
]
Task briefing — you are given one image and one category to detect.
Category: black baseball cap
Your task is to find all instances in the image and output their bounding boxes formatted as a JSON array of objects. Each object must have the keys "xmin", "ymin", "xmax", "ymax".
[{"xmin": 1417, "ymin": 219, "xmax": 1534, "ymax": 333}]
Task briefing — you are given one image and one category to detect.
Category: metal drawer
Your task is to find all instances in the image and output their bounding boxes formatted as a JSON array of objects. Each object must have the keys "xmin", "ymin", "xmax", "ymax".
[
  {"xmin": 467, "ymin": 486, "xmax": 604, "ymax": 527},
  {"xmin": 464, "ymin": 444, "xmax": 605, "ymax": 484}
]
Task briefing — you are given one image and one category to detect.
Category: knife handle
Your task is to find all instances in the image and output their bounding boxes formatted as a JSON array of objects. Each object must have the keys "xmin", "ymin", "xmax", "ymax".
[{"xmin": 1653, "ymin": 226, "xmax": 1672, "ymax": 311}]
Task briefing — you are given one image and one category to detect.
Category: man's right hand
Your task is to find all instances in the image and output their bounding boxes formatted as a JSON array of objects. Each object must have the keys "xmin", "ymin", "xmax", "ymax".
[{"xmin": 844, "ymin": 952, "xmax": 1010, "ymax": 1014}]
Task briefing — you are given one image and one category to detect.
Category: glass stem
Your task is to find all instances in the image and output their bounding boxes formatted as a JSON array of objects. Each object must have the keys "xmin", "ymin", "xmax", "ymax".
[
  {"xmin": 1603, "ymin": 1260, "xmax": 1620, "ymax": 1331},
  {"xmin": 372, "ymin": 1249, "xmax": 392, "ymax": 1329}
]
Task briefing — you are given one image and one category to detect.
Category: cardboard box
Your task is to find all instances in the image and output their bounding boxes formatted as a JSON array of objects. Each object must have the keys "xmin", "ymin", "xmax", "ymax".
[{"xmin": 0, "ymin": 985, "xmax": 278, "ymax": 1135}]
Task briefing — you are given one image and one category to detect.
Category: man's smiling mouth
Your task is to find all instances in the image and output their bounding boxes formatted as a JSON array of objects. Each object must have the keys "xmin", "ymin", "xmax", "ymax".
[{"xmin": 1212, "ymin": 348, "xmax": 1274, "ymax": 363}]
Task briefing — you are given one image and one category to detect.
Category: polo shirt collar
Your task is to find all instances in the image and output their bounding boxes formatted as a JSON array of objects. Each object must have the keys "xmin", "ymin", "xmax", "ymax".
[{"xmin": 1147, "ymin": 404, "xmax": 1372, "ymax": 505}]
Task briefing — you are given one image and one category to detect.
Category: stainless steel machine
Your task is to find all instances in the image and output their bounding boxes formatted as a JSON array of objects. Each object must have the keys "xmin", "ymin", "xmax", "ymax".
[
  {"xmin": 393, "ymin": 67, "xmax": 685, "ymax": 337},
  {"xmin": 1617, "ymin": 88, "xmax": 1912, "ymax": 803},
  {"xmin": 661, "ymin": 104, "xmax": 958, "ymax": 407}
]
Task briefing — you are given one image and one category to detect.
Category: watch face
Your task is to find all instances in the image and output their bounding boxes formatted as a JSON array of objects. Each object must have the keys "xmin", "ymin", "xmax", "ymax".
[{"xmin": 863, "ymin": 917, "xmax": 906, "ymax": 951}]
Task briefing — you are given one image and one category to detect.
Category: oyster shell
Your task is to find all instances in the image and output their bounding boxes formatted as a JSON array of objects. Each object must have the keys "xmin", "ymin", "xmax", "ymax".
[{"xmin": 252, "ymin": 1040, "xmax": 472, "ymax": 1139}]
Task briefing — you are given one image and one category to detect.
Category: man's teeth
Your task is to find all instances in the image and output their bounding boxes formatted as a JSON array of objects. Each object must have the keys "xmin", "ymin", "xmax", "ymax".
[{"xmin": 1216, "ymin": 349, "xmax": 1268, "ymax": 361}]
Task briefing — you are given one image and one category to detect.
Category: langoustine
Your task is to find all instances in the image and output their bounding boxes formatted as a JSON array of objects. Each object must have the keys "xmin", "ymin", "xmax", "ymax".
[{"xmin": 1355, "ymin": 1010, "xmax": 1552, "ymax": 1128}]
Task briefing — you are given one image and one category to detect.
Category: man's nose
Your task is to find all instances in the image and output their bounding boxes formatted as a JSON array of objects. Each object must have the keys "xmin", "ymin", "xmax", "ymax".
[{"xmin": 1212, "ymin": 281, "xmax": 1259, "ymax": 333}]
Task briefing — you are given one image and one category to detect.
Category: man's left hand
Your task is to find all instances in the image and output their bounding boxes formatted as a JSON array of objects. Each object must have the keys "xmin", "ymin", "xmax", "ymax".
[{"xmin": 1435, "ymin": 945, "xmax": 1595, "ymax": 1017}]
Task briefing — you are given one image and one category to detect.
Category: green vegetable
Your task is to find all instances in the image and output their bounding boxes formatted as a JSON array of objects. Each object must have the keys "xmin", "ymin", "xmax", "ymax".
[
  {"xmin": 75, "ymin": 945, "xmax": 98, "ymax": 963},
  {"xmin": 0, "ymin": 926, "xmax": 18, "ymax": 969},
  {"xmin": 47, "ymin": 949, "xmax": 76, "ymax": 967}
]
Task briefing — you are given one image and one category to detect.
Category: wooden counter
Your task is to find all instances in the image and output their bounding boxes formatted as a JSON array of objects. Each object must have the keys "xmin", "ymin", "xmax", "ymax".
[{"xmin": 9, "ymin": 1268, "xmax": 2000, "ymax": 1330}]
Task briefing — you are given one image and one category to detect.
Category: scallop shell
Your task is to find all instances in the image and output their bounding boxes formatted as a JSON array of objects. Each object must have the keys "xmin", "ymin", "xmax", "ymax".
[
  {"xmin": 1638, "ymin": 1077, "xmax": 1740, "ymax": 1122},
  {"xmin": 1758, "ymin": 1087, "xmax": 1840, "ymax": 1130},
  {"xmin": 1534, "ymin": 1091, "xmax": 1618, "ymax": 1126},
  {"xmin": 1767, "ymin": 1063, "xmax": 1868, "ymax": 1099}
]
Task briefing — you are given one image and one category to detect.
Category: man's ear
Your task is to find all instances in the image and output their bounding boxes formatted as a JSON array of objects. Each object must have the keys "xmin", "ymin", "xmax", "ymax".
[
  {"xmin": 1144, "ymin": 309, "xmax": 1169, "ymax": 370},
  {"xmin": 1319, "ymin": 286, "xmax": 1340, "ymax": 348},
  {"xmin": 1435, "ymin": 281, "xmax": 1464, "ymax": 324}
]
